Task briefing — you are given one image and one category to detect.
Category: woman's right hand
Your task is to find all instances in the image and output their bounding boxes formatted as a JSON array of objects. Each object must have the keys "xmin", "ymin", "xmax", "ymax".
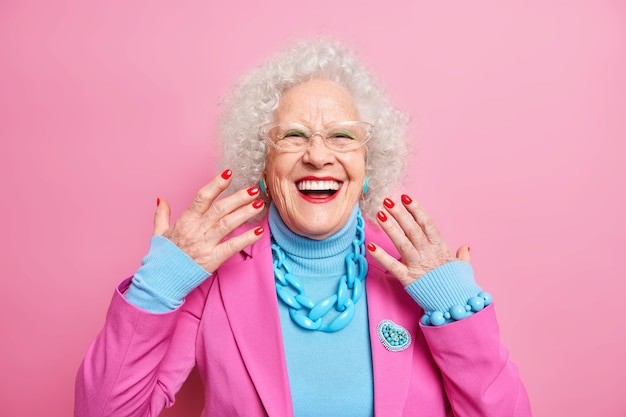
[{"xmin": 153, "ymin": 169, "xmax": 266, "ymax": 273}]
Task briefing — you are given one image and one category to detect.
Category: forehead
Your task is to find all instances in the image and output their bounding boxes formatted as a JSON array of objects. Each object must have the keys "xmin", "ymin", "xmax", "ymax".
[{"xmin": 274, "ymin": 78, "xmax": 359, "ymax": 123}]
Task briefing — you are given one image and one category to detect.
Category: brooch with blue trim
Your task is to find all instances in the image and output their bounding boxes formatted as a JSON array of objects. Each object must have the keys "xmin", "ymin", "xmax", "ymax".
[{"xmin": 376, "ymin": 320, "xmax": 411, "ymax": 352}]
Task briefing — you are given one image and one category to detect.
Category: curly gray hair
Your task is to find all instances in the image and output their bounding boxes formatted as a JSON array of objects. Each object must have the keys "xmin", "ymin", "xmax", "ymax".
[{"xmin": 217, "ymin": 38, "xmax": 409, "ymax": 220}]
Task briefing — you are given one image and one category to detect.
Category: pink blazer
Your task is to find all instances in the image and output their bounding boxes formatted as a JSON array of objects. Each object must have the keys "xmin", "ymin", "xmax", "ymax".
[{"xmin": 75, "ymin": 218, "xmax": 532, "ymax": 416}]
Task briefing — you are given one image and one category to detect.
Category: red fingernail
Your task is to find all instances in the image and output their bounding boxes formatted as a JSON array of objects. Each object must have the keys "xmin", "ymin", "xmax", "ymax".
[
  {"xmin": 377, "ymin": 211, "xmax": 387, "ymax": 222},
  {"xmin": 221, "ymin": 169, "xmax": 232, "ymax": 180},
  {"xmin": 156, "ymin": 197, "xmax": 160, "ymax": 207},
  {"xmin": 468, "ymin": 246, "xmax": 471, "ymax": 253},
  {"xmin": 254, "ymin": 226, "xmax": 264, "ymax": 236},
  {"xmin": 401, "ymin": 194, "xmax": 412, "ymax": 205},
  {"xmin": 367, "ymin": 242, "xmax": 376, "ymax": 252},
  {"xmin": 252, "ymin": 199, "xmax": 265, "ymax": 209},
  {"xmin": 247, "ymin": 186, "xmax": 260, "ymax": 196},
  {"xmin": 383, "ymin": 198, "xmax": 395, "ymax": 209}
]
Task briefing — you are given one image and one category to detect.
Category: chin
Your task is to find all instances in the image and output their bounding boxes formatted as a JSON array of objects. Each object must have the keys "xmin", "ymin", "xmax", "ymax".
[{"xmin": 290, "ymin": 213, "xmax": 345, "ymax": 240}]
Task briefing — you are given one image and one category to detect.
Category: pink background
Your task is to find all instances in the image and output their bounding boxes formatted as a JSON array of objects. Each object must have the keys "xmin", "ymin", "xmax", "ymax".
[{"xmin": 1, "ymin": 1, "xmax": 624, "ymax": 416}]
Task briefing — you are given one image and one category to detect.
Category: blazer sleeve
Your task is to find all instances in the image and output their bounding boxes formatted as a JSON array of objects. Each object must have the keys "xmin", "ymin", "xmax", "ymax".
[
  {"xmin": 74, "ymin": 278, "xmax": 209, "ymax": 417},
  {"xmin": 420, "ymin": 304, "xmax": 533, "ymax": 417}
]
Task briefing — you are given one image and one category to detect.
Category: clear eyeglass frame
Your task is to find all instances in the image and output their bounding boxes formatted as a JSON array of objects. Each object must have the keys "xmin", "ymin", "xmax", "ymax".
[{"xmin": 258, "ymin": 121, "xmax": 375, "ymax": 152}]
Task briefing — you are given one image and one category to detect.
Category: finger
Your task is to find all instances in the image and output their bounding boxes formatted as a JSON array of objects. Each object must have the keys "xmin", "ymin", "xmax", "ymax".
[
  {"xmin": 382, "ymin": 197, "xmax": 429, "ymax": 252},
  {"xmin": 205, "ymin": 197, "xmax": 266, "ymax": 243},
  {"xmin": 456, "ymin": 245, "xmax": 471, "ymax": 262},
  {"xmin": 205, "ymin": 184, "xmax": 262, "ymax": 225},
  {"xmin": 366, "ymin": 242, "xmax": 414, "ymax": 286},
  {"xmin": 153, "ymin": 197, "xmax": 171, "ymax": 236},
  {"xmin": 401, "ymin": 194, "xmax": 444, "ymax": 245},
  {"xmin": 202, "ymin": 226, "xmax": 266, "ymax": 273},
  {"xmin": 375, "ymin": 209, "xmax": 423, "ymax": 264},
  {"xmin": 186, "ymin": 169, "xmax": 233, "ymax": 215}
]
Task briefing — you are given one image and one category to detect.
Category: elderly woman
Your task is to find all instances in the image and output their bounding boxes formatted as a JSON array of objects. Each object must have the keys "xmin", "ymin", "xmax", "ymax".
[{"xmin": 76, "ymin": 39, "xmax": 532, "ymax": 416}]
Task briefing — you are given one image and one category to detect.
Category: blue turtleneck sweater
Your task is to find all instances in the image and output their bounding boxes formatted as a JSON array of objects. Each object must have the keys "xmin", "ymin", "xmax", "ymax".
[{"xmin": 268, "ymin": 203, "xmax": 374, "ymax": 416}]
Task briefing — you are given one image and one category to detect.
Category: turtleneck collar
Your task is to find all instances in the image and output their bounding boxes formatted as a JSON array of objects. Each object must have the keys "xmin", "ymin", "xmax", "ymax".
[{"xmin": 268, "ymin": 203, "xmax": 360, "ymax": 276}]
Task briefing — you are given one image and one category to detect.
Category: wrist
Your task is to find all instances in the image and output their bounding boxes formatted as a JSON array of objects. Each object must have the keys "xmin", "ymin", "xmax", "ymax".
[
  {"xmin": 405, "ymin": 261, "xmax": 482, "ymax": 313},
  {"xmin": 126, "ymin": 236, "xmax": 210, "ymax": 312}
]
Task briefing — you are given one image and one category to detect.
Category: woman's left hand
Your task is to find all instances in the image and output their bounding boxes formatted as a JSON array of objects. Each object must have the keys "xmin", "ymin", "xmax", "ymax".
[{"xmin": 367, "ymin": 194, "xmax": 470, "ymax": 287}]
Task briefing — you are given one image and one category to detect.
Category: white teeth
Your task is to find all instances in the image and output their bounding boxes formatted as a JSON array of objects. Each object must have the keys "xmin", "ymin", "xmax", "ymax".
[{"xmin": 297, "ymin": 180, "xmax": 341, "ymax": 191}]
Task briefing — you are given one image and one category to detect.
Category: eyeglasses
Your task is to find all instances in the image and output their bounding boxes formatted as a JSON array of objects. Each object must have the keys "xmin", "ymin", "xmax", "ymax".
[{"xmin": 259, "ymin": 121, "xmax": 374, "ymax": 152}]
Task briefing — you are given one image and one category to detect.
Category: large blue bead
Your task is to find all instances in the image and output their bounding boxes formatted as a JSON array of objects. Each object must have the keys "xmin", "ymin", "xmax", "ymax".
[
  {"xmin": 429, "ymin": 311, "xmax": 446, "ymax": 326},
  {"xmin": 479, "ymin": 291, "xmax": 493, "ymax": 306},
  {"xmin": 449, "ymin": 304, "xmax": 467, "ymax": 320},
  {"xmin": 468, "ymin": 296, "xmax": 485, "ymax": 312}
]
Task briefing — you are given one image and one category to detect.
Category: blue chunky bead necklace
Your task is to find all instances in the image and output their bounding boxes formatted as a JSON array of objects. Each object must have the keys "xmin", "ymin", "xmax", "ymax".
[{"xmin": 272, "ymin": 210, "xmax": 368, "ymax": 332}]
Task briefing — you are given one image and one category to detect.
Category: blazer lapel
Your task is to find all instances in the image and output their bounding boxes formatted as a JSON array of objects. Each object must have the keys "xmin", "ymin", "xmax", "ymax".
[
  {"xmin": 217, "ymin": 217, "xmax": 294, "ymax": 417},
  {"xmin": 365, "ymin": 223, "xmax": 421, "ymax": 417}
]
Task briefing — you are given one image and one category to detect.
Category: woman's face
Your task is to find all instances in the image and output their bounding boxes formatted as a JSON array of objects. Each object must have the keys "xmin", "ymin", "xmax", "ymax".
[{"xmin": 264, "ymin": 78, "xmax": 367, "ymax": 240}]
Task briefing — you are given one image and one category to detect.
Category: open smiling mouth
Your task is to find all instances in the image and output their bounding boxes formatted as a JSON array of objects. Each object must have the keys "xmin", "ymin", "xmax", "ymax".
[{"xmin": 296, "ymin": 179, "xmax": 342, "ymax": 200}]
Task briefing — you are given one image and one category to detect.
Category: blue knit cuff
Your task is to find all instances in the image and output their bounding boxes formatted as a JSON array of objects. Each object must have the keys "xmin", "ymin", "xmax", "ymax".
[
  {"xmin": 405, "ymin": 261, "xmax": 482, "ymax": 314},
  {"xmin": 125, "ymin": 236, "xmax": 210, "ymax": 312}
]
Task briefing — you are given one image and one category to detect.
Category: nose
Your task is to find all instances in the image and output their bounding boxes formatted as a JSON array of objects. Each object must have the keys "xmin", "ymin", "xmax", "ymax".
[{"xmin": 302, "ymin": 133, "xmax": 335, "ymax": 168}]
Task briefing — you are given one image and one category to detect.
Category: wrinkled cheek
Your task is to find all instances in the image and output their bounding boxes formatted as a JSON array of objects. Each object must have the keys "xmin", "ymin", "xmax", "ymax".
[
  {"xmin": 264, "ymin": 154, "xmax": 298, "ymax": 209},
  {"xmin": 269, "ymin": 182, "xmax": 302, "ymax": 229},
  {"xmin": 265, "ymin": 175, "xmax": 291, "ymax": 210}
]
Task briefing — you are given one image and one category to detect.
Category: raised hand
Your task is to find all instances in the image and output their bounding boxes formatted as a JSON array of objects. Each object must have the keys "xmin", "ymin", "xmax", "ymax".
[
  {"xmin": 367, "ymin": 194, "xmax": 470, "ymax": 287},
  {"xmin": 154, "ymin": 169, "xmax": 266, "ymax": 273}
]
